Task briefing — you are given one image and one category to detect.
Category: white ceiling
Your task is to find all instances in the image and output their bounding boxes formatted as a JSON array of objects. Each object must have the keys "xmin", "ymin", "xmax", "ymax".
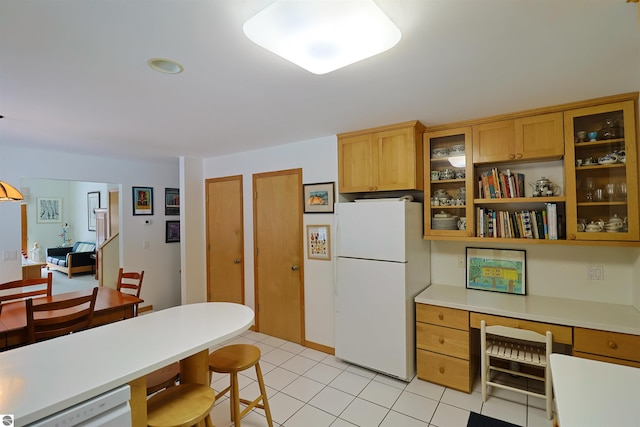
[{"xmin": 1, "ymin": 0, "xmax": 638, "ymax": 161}]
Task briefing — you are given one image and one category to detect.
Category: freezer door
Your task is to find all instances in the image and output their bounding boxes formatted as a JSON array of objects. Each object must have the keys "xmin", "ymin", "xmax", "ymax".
[
  {"xmin": 336, "ymin": 201, "xmax": 416, "ymax": 262},
  {"xmin": 335, "ymin": 258, "xmax": 414, "ymax": 380}
]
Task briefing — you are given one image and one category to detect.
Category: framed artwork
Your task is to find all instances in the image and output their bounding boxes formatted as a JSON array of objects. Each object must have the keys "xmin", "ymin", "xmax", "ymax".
[
  {"xmin": 466, "ymin": 247, "xmax": 526, "ymax": 295},
  {"xmin": 165, "ymin": 220, "xmax": 180, "ymax": 243},
  {"xmin": 132, "ymin": 186, "xmax": 153, "ymax": 216},
  {"xmin": 307, "ymin": 224, "xmax": 331, "ymax": 260},
  {"xmin": 36, "ymin": 197, "xmax": 62, "ymax": 223},
  {"xmin": 165, "ymin": 188, "xmax": 180, "ymax": 216},
  {"xmin": 303, "ymin": 182, "xmax": 335, "ymax": 213},
  {"xmin": 87, "ymin": 191, "xmax": 100, "ymax": 231}
]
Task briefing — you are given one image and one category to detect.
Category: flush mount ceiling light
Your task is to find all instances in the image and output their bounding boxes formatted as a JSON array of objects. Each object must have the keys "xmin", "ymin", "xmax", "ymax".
[
  {"xmin": 147, "ymin": 58, "xmax": 184, "ymax": 74},
  {"xmin": 243, "ymin": 0, "xmax": 402, "ymax": 75}
]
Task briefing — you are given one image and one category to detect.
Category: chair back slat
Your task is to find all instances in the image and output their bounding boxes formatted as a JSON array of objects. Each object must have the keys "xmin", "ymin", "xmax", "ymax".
[
  {"xmin": 26, "ymin": 287, "xmax": 98, "ymax": 343},
  {"xmin": 116, "ymin": 268, "xmax": 144, "ymax": 298},
  {"xmin": 0, "ymin": 273, "xmax": 53, "ymax": 302}
]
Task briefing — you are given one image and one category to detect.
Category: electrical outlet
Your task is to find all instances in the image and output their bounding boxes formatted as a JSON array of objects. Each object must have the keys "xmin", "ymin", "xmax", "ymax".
[
  {"xmin": 587, "ymin": 265, "xmax": 604, "ymax": 280},
  {"xmin": 457, "ymin": 256, "xmax": 465, "ymax": 269}
]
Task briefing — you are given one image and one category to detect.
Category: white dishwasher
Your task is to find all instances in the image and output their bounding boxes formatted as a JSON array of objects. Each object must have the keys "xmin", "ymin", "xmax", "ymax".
[{"xmin": 26, "ymin": 385, "xmax": 131, "ymax": 427}]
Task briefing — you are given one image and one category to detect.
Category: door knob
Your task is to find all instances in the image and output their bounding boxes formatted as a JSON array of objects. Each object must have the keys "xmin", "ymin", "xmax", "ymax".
[
  {"xmin": 233, "ymin": 259, "xmax": 241, "ymax": 264},
  {"xmin": 291, "ymin": 265, "xmax": 299, "ymax": 271}
]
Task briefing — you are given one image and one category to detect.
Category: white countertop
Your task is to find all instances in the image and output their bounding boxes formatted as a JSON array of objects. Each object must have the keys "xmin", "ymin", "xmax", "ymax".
[
  {"xmin": 415, "ymin": 284, "xmax": 640, "ymax": 335},
  {"xmin": 0, "ymin": 302, "xmax": 254, "ymax": 426},
  {"xmin": 550, "ymin": 354, "xmax": 640, "ymax": 426}
]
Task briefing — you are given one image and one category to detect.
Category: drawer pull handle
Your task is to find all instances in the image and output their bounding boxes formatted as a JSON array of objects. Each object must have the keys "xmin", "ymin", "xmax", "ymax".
[
  {"xmin": 608, "ymin": 341, "xmax": 618, "ymax": 349},
  {"xmin": 439, "ymin": 338, "xmax": 445, "ymax": 344},
  {"xmin": 438, "ymin": 313, "xmax": 444, "ymax": 320},
  {"xmin": 439, "ymin": 367, "xmax": 445, "ymax": 374}
]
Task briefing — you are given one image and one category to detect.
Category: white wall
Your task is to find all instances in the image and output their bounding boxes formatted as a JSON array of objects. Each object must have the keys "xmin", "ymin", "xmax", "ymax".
[
  {"xmin": 203, "ymin": 136, "xmax": 338, "ymax": 347},
  {"xmin": 0, "ymin": 146, "xmax": 182, "ymax": 311}
]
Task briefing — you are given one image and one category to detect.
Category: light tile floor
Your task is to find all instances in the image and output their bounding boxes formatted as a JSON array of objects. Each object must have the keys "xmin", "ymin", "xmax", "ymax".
[{"xmin": 207, "ymin": 331, "xmax": 554, "ymax": 427}]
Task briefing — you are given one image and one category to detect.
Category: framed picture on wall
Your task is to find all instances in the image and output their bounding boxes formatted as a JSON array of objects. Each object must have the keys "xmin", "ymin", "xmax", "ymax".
[
  {"xmin": 303, "ymin": 182, "xmax": 335, "ymax": 213},
  {"xmin": 307, "ymin": 224, "xmax": 331, "ymax": 260},
  {"xmin": 36, "ymin": 197, "xmax": 62, "ymax": 223},
  {"xmin": 466, "ymin": 247, "xmax": 526, "ymax": 295},
  {"xmin": 165, "ymin": 188, "xmax": 180, "ymax": 216},
  {"xmin": 87, "ymin": 191, "xmax": 100, "ymax": 231},
  {"xmin": 132, "ymin": 186, "xmax": 153, "ymax": 216},
  {"xmin": 166, "ymin": 220, "xmax": 180, "ymax": 243}
]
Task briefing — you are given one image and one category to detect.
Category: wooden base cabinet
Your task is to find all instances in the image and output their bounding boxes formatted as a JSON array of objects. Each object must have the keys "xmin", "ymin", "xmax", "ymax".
[
  {"xmin": 416, "ymin": 304, "xmax": 477, "ymax": 393},
  {"xmin": 574, "ymin": 327, "xmax": 640, "ymax": 368},
  {"xmin": 338, "ymin": 121, "xmax": 425, "ymax": 193}
]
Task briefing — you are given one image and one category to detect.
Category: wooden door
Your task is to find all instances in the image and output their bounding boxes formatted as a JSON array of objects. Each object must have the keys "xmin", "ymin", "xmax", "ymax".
[
  {"xmin": 472, "ymin": 119, "xmax": 516, "ymax": 163},
  {"xmin": 253, "ymin": 169, "xmax": 304, "ymax": 343},
  {"xmin": 338, "ymin": 133, "xmax": 375, "ymax": 192},
  {"xmin": 108, "ymin": 189, "xmax": 119, "ymax": 236},
  {"xmin": 516, "ymin": 112, "xmax": 564, "ymax": 160},
  {"xmin": 205, "ymin": 175, "xmax": 244, "ymax": 304}
]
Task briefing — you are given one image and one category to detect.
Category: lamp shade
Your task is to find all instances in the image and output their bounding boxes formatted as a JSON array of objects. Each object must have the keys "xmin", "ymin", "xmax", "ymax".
[
  {"xmin": 243, "ymin": 0, "xmax": 402, "ymax": 75},
  {"xmin": 0, "ymin": 180, "xmax": 24, "ymax": 201}
]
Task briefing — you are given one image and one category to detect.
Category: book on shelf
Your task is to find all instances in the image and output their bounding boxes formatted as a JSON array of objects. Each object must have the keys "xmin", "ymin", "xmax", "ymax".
[
  {"xmin": 478, "ymin": 168, "xmax": 525, "ymax": 199},
  {"xmin": 476, "ymin": 207, "xmax": 559, "ymax": 240}
]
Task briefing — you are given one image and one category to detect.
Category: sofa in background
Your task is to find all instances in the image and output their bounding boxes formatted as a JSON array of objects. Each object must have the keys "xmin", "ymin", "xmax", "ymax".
[{"xmin": 46, "ymin": 241, "xmax": 96, "ymax": 278}]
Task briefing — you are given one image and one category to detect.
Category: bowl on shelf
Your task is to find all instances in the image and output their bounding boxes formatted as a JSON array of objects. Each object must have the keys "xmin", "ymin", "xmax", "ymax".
[
  {"xmin": 588, "ymin": 131, "xmax": 598, "ymax": 141},
  {"xmin": 432, "ymin": 148, "xmax": 449, "ymax": 158}
]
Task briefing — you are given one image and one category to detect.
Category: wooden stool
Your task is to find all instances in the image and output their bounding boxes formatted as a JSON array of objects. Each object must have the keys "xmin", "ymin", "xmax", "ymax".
[
  {"xmin": 146, "ymin": 362, "xmax": 180, "ymax": 395},
  {"xmin": 147, "ymin": 383, "xmax": 215, "ymax": 427},
  {"xmin": 208, "ymin": 344, "xmax": 273, "ymax": 427}
]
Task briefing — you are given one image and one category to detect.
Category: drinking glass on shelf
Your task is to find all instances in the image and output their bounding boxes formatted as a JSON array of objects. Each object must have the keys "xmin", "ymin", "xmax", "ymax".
[
  {"xmin": 584, "ymin": 178, "xmax": 595, "ymax": 202},
  {"xmin": 605, "ymin": 183, "xmax": 616, "ymax": 201},
  {"xmin": 617, "ymin": 182, "xmax": 627, "ymax": 200}
]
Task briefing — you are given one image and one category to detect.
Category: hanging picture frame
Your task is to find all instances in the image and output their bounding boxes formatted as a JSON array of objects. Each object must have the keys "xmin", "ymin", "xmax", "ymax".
[
  {"xmin": 132, "ymin": 186, "xmax": 153, "ymax": 216},
  {"xmin": 303, "ymin": 182, "xmax": 335, "ymax": 213},
  {"xmin": 165, "ymin": 188, "xmax": 180, "ymax": 216},
  {"xmin": 466, "ymin": 247, "xmax": 526, "ymax": 295},
  {"xmin": 166, "ymin": 220, "xmax": 180, "ymax": 243},
  {"xmin": 87, "ymin": 191, "xmax": 100, "ymax": 231},
  {"xmin": 36, "ymin": 197, "xmax": 62, "ymax": 223},
  {"xmin": 307, "ymin": 224, "xmax": 331, "ymax": 260}
]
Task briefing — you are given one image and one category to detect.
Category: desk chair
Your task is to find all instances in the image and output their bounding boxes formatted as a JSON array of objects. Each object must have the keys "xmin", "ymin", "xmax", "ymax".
[
  {"xmin": 480, "ymin": 320, "xmax": 554, "ymax": 419},
  {"xmin": 26, "ymin": 287, "xmax": 98, "ymax": 343},
  {"xmin": 209, "ymin": 344, "xmax": 273, "ymax": 427},
  {"xmin": 0, "ymin": 272, "xmax": 53, "ymax": 303}
]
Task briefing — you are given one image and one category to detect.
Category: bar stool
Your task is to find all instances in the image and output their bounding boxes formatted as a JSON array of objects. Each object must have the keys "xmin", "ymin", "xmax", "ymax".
[
  {"xmin": 208, "ymin": 344, "xmax": 273, "ymax": 427},
  {"xmin": 147, "ymin": 383, "xmax": 215, "ymax": 427},
  {"xmin": 146, "ymin": 362, "xmax": 180, "ymax": 395}
]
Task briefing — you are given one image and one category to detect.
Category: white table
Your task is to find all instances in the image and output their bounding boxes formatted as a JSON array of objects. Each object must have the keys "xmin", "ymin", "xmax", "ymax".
[
  {"xmin": 550, "ymin": 354, "xmax": 640, "ymax": 426},
  {"xmin": 0, "ymin": 302, "xmax": 254, "ymax": 426}
]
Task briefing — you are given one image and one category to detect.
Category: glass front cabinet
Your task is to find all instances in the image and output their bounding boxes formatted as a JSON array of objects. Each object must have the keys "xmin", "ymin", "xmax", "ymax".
[
  {"xmin": 424, "ymin": 127, "xmax": 474, "ymax": 237},
  {"xmin": 564, "ymin": 100, "xmax": 639, "ymax": 241}
]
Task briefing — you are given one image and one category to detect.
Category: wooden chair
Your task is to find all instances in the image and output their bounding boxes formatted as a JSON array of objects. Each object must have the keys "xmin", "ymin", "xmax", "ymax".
[
  {"xmin": 480, "ymin": 320, "xmax": 554, "ymax": 419},
  {"xmin": 209, "ymin": 344, "xmax": 273, "ymax": 427},
  {"xmin": 116, "ymin": 268, "xmax": 144, "ymax": 316},
  {"xmin": 0, "ymin": 272, "xmax": 53, "ymax": 303},
  {"xmin": 26, "ymin": 286, "xmax": 98, "ymax": 343}
]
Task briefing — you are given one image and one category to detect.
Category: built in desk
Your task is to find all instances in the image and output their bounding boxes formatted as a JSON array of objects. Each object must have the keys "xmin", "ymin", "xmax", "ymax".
[{"xmin": 414, "ymin": 284, "xmax": 640, "ymax": 392}]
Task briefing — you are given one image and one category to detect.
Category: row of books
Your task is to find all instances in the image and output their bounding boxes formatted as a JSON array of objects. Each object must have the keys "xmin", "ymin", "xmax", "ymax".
[
  {"xmin": 478, "ymin": 168, "xmax": 525, "ymax": 199},
  {"xmin": 476, "ymin": 203, "xmax": 564, "ymax": 239}
]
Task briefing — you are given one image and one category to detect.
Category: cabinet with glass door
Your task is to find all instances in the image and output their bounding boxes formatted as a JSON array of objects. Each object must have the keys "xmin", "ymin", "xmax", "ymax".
[
  {"xmin": 424, "ymin": 127, "xmax": 474, "ymax": 237},
  {"xmin": 564, "ymin": 100, "xmax": 639, "ymax": 241}
]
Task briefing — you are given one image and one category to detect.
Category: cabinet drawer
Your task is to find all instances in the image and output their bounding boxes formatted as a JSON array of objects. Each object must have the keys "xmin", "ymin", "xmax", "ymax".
[
  {"xmin": 417, "ymin": 349, "xmax": 472, "ymax": 393},
  {"xmin": 574, "ymin": 328, "xmax": 640, "ymax": 363},
  {"xmin": 416, "ymin": 323, "xmax": 469, "ymax": 360},
  {"xmin": 470, "ymin": 312, "xmax": 573, "ymax": 345},
  {"xmin": 574, "ymin": 351, "xmax": 640, "ymax": 368},
  {"xmin": 416, "ymin": 304, "xmax": 469, "ymax": 330}
]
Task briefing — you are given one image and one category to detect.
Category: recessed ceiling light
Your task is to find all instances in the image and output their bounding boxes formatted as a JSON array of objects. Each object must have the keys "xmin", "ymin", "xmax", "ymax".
[
  {"xmin": 243, "ymin": 0, "xmax": 401, "ymax": 75},
  {"xmin": 147, "ymin": 58, "xmax": 184, "ymax": 74}
]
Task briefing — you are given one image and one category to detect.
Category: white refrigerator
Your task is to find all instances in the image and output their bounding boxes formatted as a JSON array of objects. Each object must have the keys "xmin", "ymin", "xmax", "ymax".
[{"xmin": 335, "ymin": 200, "xmax": 430, "ymax": 381}]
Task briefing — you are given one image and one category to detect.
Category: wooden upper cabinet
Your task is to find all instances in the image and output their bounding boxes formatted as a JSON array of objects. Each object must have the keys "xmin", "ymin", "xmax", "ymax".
[
  {"xmin": 473, "ymin": 112, "xmax": 564, "ymax": 164},
  {"xmin": 338, "ymin": 121, "xmax": 425, "ymax": 193}
]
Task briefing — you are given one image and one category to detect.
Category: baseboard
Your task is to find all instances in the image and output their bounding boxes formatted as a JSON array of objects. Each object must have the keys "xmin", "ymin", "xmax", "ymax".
[
  {"xmin": 304, "ymin": 340, "xmax": 334, "ymax": 355},
  {"xmin": 138, "ymin": 305, "xmax": 153, "ymax": 314}
]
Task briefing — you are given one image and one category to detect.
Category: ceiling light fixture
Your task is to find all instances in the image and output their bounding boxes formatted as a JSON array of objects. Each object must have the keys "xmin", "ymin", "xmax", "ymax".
[
  {"xmin": 0, "ymin": 180, "xmax": 24, "ymax": 202},
  {"xmin": 243, "ymin": 0, "xmax": 402, "ymax": 75},
  {"xmin": 147, "ymin": 58, "xmax": 184, "ymax": 74}
]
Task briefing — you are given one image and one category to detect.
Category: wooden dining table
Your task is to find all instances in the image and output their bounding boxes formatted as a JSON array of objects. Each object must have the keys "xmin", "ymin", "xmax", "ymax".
[{"xmin": 0, "ymin": 286, "xmax": 143, "ymax": 350}]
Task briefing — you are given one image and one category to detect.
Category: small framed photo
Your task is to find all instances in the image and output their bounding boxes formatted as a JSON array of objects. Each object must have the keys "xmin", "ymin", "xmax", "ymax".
[
  {"xmin": 303, "ymin": 182, "xmax": 335, "ymax": 214},
  {"xmin": 87, "ymin": 191, "xmax": 100, "ymax": 231},
  {"xmin": 132, "ymin": 186, "xmax": 153, "ymax": 216},
  {"xmin": 165, "ymin": 188, "xmax": 180, "ymax": 216},
  {"xmin": 466, "ymin": 247, "xmax": 526, "ymax": 295},
  {"xmin": 36, "ymin": 197, "xmax": 62, "ymax": 223},
  {"xmin": 307, "ymin": 225, "xmax": 331, "ymax": 260},
  {"xmin": 166, "ymin": 220, "xmax": 180, "ymax": 243}
]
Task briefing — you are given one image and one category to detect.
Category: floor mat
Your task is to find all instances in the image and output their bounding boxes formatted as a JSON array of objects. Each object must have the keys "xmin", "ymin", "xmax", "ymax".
[{"xmin": 467, "ymin": 411, "xmax": 521, "ymax": 427}]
